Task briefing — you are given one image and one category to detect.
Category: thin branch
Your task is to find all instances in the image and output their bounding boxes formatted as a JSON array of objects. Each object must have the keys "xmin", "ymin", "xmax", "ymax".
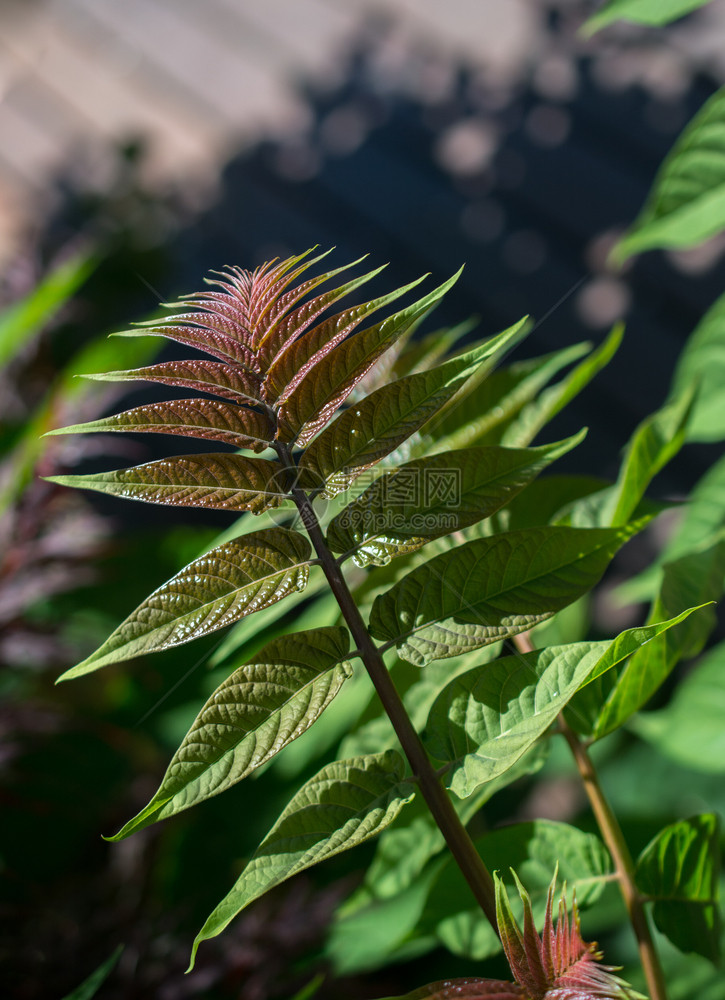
[
  {"xmin": 275, "ymin": 440, "xmax": 500, "ymax": 936},
  {"xmin": 514, "ymin": 631, "xmax": 668, "ymax": 1000}
]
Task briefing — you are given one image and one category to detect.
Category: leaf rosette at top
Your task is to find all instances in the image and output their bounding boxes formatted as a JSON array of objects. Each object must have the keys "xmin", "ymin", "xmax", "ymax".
[{"xmin": 46, "ymin": 249, "xmax": 489, "ymax": 506}]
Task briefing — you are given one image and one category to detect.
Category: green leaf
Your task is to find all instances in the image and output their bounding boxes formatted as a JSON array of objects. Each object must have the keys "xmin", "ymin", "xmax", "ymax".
[
  {"xmin": 108, "ymin": 628, "xmax": 352, "ymax": 838},
  {"xmin": 369, "ymin": 523, "xmax": 641, "ymax": 666},
  {"xmin": 300, "ymin": 322, "xmax": 529, "ymax": 496},
  {"xmin": 631, "ymin": 639, "xmax": 725, "ymax": 772},
  {"xmin": 591, "ymin": 539, "xmax": 725, "ymax": 740},
  {"xmin": 425, "ymin": 820, "xmax": 611, "ymax": 962},
  {"xmin": 585, "ymin": 0, "xmax": 713, "ymax": 34},
  {"xmin": 425, "ymin": 611, "xmax": 701, "ymax": 798},
  {"xmin": 45, "ymin": 453, "xmax": 284, "ymax": 513},
  {"xmin": 61, "ymin": 945, "xmax": 123, "ymax": 1000},
  {"xmin": 326, "ymin": 433, "xmax": 585, "ymax": 567},
  {"xmin": 0, "ymin": 251, "xmax": 96, "ymax": 369},
  {"xmin": 614, "ymin": 88, "xmax": 725, "ymax": 261},
  {"xmin": 670, "ymin": 290, "xmax": 725, "ymax": 442},
  {"xmin": 559, "ymin": 388, "xmax": 695, "ymax": 528},
  {"xmin": 427, "ymin": 342, "xmax": 591, "ymax": 453},
  {"xmin": 57, "ymin": 528, "xmax": 311, "ymax": 680},
  {"xmin": 189, "ymin": 750, "xmax": 415, "ymax": 968},
  {"xmin": 277, "ymin": 270, "xmax": 462, "ymax": 443},
  {"xmin": 635, "ymin": 815, "xmax": 721, "ymax": 962},
  {"xmin": 46, "ymin": 399, "xmax": 274, "ymax": 452},
  {"xmin": 501, "ymin": 324, "xmax": 623, "ymax": 447}
]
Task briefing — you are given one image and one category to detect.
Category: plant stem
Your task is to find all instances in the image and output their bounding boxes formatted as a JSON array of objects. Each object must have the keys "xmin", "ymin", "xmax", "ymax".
[
  {"xmin": 276, "ymin": 444, "xmax": 499, "ymax": 935},
  {"xmin": 559, "ymin": 716, "xmax": 667, "ymax": 1000},
  {"xmin": 512, "ymin": 632, "xmax": 667, "ymax": 1000}
]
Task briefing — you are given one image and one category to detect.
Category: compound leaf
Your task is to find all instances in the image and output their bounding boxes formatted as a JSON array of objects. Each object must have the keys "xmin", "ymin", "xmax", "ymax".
[
  {"xmin": 369, "ymin": 523, "xmax": 640, "ymax": 666},
  {"xmin": 58, "ymin": 528, "xmax": 311, "ymax": 680},
  {"xmin": 109, "ymin": 627, "xmax": 352, "ymax": 838},
  {"xmin": 189, "ymin": 750, "xmax": 415, "ymax": 968}
]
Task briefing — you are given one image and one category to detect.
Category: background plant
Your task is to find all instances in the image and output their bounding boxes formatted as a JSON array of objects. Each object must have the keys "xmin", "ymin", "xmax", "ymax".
[{"xmin": 4, "ymin": 3, "xmax": 725, "ymax": 998}]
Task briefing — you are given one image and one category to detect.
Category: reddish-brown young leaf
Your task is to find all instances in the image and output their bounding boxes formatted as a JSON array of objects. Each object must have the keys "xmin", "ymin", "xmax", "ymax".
[
  {"xmin": 261, "ymin": 261, "xmax": 386, "ymax": 376},
  {"xmin": 46, "ymin": 454, "xmax": 285, "ymax": 513},
  {"xmin": 265, "ymin": 270, "xmax": 424, "ymax": 403},
  {"xmin": 495, "ymin": 873, "xmax": 644, "ymax": 1000},
  {"xmin": 115, "ymin": 321, "xmax": 259, "ymax": 371},
  {"xmin": 47, "ymin": 400, "xmax": 274, "ymax": 452},
  {"xmin": 382, "ymin": 981, "xmax": 524, "ymax": 1000},
  {"xmin": 82, "ymin": 359, "xmax": 265, "ymax": 404},
  {"xmin": 276, "ymin": 269, "xmax": 462, "ymax": 444}
]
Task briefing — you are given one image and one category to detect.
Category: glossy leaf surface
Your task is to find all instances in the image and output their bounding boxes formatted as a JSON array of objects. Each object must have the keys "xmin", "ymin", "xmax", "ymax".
[
  {"xmin": 615, "ymin": 88, "xmax": 725, "ymax": 260},
  {"xmin": 109, "ymin": 627, "xmax": 352, "ymax": 838},
  {"xmin": 369, "ymin": 524, "xmax": 639, "ymax": 666},
  {"xmin": 300, "ymin": 325, "xmax": 528, "ymax": 496},
  {"xmin": 82, "ymin": 359, "xmax": 264, "ymax": 404},
  {"xmin": 46, "ymin": 453, "xmax": 284, "ymax": 513},
  {"xmin": 327, "ymin": 434, "xmax": 584, "ymax": 567},
  {"xmin": 58, "ymin": 528, "xmax": 311, "ymax": 680},
  {"xmin": 276, "ymin": 270, "xmax": 460, "ymax": 442},
  {"xmin": 190, "ymin": 750, "xmax": 415, "ymax": 967},
  {"xmin": 636, "ymin": 814, "xmax": 721, "ymax": 962},
  {"xmin": 425, "ymin": 611, "xmax": 701, "ymax": 798},
  {"xmin": 47, "ymin": 399, "xmax": 274, "ymax": 452}
]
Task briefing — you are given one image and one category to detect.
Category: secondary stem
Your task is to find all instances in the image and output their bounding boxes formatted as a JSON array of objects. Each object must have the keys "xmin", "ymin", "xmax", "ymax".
[
  {"xmin": 276, "ymin": 444, "xmax": 499, "ymax": 935},
  {"xmin": 512, "ymin": 632, "xmax": 667, "ymax": 1000},
  {"xmin": 559, "ymin": 717, "xmax": 667, "ymax": 1000}
]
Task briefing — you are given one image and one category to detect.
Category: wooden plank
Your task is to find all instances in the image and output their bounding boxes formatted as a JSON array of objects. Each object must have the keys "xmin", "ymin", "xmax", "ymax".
[
  {"xmin": 61, "ymin": 0, "xmax": 305, "ymax": 131},
  {"xmin": 0, "ymin": 15, "xmax": 221, "ymax": 178}
]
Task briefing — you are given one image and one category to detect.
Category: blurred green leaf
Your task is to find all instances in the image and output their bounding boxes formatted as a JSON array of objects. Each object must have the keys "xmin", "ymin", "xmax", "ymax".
[
  {"xmin": 632, "ymin": 640, "xmax": 725, "ymax": 771},
  {"xmin": 0, "ymin": 251, "xmax": 96, "ymax": 370},
  {"xmin": 635, "ymin": 814, "xmax": 721, "ymax": 962},
  {"xmin": 671, "ymin": 291, "xmax": 725, "ymax": 442},
  {"xmin": 614, "ymin": 88, "xmax": 725, "ymax": 261},
  {"xmin": 61, "ymin": 945, "xmax": 123, "ymax": 1000},
  {"xmin": 501, "ymin": 325, "xmax": 623, "ymax": 447},
  {"xmin": 585, "ymin": 0, "xmax": 713, "ymax": 33},
  {"xmin": 591, "ymin": 541, "xmax": 725, "ymax": 740}
]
